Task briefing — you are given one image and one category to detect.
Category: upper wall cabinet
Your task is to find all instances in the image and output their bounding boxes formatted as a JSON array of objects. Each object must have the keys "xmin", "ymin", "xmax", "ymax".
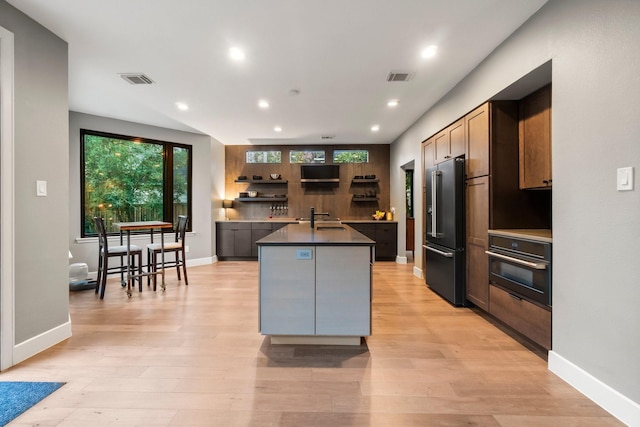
[
  {"xmin": 465, "ymin": 103, "xmax": 490, "ymax": 179},
  {"xmin": 434, "ymin": 118, "xmax": 465, "ymax": 164},
  {"xmin": 519, "ymin": 85, "xmax": 552, "ymax": 189}
]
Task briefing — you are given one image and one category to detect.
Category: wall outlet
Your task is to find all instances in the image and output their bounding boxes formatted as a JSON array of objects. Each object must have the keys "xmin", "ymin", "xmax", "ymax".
[{"xmin": 296, "ymin": 248, "xmax": 313, "ymax": 260}]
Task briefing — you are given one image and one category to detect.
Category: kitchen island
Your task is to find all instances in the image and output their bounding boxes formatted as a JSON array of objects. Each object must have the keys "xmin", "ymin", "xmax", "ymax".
[{"xmin": 256, "ymin": 222, "xmax": 375, "ymax": 345}]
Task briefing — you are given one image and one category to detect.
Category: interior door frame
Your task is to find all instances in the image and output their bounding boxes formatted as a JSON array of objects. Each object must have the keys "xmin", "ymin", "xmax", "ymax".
[{"xmin": 0, "ymin": 25, "xmax": 16, "ymax": 370}]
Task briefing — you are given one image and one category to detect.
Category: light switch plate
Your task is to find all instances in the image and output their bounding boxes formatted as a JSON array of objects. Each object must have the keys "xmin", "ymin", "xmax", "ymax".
[
  {"xmin": 617, "ymin": 167, "xmax": 634, "ymax": 191},
  {"xmin": 36, "ymin": 180, "xmax": 47, "ymax": 196}
]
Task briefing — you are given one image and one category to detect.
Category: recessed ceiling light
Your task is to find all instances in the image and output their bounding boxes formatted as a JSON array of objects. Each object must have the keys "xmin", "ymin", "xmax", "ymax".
[
  {"xmin": 387, "ymin": 99, "xmax": 399, "ymax": 107},
  {"xmin": 175, "ymin": 102, "xmax": 189, "ymax": 111},
  {"xmin": 371, "ymin": 125, "xmax": 380, "ymax": 132},
  {"xmin": 229, "ymin": 47, "xmax": 246, "ymax": 61},
  {"xmin": 258, "ymin": 100, "xmax": 269, "ymax": 109},
  {"xmin": 274, "ymin": 126, "xmax": 282, "ymax": 132},
  {"xmin": 421, "ymin": 45, "xmax": 438, "ymax": 59}
]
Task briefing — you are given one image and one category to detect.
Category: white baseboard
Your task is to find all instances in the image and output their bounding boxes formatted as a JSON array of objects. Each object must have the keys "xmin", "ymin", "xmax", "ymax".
[
  {"xmin": 548, "ymin": 351, "xmax": 640, "ymax": 426},
  {"xmin": 413, "ymin": 265, "xmax": 423, "ymax": 279},
  {"xmin": 186, "ymin": 256, "xmax": 215, "ymax": 267},
  {"xmin": 13, "ymin": 316, "xmax": 72, "ymax": 365},
  {"xmin": 395, "ymin": 255, "xmax": 408, "ymax": 264}
]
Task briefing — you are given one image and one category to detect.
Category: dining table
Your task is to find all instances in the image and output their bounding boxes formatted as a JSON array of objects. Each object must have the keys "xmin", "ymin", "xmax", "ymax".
[{"xmin": 113, "ymin": 220, "xmax": 174, "ymax": 297}]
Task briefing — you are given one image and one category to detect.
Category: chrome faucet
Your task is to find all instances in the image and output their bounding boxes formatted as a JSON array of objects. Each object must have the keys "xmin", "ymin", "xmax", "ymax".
[{"xmin": 310, "ymin": 207, "xmax": 330, "ymax": 229}]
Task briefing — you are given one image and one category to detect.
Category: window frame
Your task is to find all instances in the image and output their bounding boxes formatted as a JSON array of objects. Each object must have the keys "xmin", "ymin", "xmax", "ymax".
[{"xmin": 80, "ymin": 129, "xmax": 193, "ymax": 237}]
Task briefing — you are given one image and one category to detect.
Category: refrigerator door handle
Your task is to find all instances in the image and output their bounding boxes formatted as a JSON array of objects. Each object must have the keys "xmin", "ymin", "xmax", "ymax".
[
  {"xmin": 430, "ymin": 170, "xmax": 442, "ymax": 238},
  {"xmin": 423, "ymin": 244, "xmax": 453, "ymax": 258}
]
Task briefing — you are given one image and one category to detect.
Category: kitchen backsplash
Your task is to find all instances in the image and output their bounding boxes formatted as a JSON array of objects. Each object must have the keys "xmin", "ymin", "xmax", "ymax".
[{"xmin": 224, "ymin": 144, "xmax": 391, "ymax": 220}]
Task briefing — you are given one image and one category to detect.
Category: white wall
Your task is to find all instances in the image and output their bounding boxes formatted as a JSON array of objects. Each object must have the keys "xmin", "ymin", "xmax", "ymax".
[
  {"xmin": 390, "ymin": 0, "xmax": 640, "ymax": 423},
  {"xmin": 69, "ymin": 112, "xmax": 223, "ymax": 272},
  {"xmin": 0, "ymin": 0, "xmax": 70, "ymax": 363}
]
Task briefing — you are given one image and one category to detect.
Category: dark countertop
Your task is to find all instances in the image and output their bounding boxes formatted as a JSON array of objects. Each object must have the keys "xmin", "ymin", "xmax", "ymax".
[
  {"xmin": 488, "ymin": 229, "xmax": 552, "ymax": 243},
  {"xmin": 256, "ymin": 223, "xmax": 375, "ymax": 246}
]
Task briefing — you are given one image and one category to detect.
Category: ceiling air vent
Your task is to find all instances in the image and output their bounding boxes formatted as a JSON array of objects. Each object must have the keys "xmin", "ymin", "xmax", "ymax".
[
  {"xmin": 386, "ymin": 71, "xmax": 414, "ymax": 82},
  {"xmin": 119, "ymin": 73, "xmax": 154, "ymax": 85},
  {"xmin": 321, "ymin": 135, "xmax": 335, "ymax": 140}
]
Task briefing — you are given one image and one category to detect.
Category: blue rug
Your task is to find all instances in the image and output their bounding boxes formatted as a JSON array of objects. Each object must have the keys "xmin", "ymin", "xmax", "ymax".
[{"xmin": 0, "ymin": 382, "xmax": 64, "ymax": 426}]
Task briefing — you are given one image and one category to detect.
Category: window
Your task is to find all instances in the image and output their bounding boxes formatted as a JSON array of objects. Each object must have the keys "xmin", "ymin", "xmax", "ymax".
[
  {"xmin": 81, "ymin": 130, "xmax": 192, "ymax": 236},
  {"xmin": 289, "ymin": 150, "xmax": 325, "ymax": 163},
  {"xmin": 333, "ymin": 149, "xmax": 369, "ymax": 163},
  {"xmin": 246, "ymin": 150, "xmax": 281, "ymax": 163}
]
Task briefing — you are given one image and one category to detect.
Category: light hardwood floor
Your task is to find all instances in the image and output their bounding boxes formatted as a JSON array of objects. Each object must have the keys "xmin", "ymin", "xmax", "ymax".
[{"xmin": 2, "ymin": 261, "xmax": 622, "ymax": 426}]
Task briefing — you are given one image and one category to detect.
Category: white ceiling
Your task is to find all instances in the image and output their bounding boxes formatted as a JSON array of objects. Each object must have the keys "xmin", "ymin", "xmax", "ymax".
[{"xmin": 8, "ymin": 0, "xmax": 547, "ymax": 145}]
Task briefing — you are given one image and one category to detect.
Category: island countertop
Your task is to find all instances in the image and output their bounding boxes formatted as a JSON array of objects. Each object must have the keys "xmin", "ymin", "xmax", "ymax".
[{"xmin": 256, "ymin": 222, "xmax": 375, "ymax": 246}]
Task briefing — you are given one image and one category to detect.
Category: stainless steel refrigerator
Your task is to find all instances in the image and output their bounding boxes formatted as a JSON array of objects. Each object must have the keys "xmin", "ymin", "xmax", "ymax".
[{"xmin": 424, "ymin": 157, "xmax": 466, "ymax": 306}]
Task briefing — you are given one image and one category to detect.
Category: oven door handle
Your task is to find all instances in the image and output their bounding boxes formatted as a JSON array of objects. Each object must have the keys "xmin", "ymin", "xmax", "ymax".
[
  {"xmin": 485, "ymin": 250, "xmax": 547, "ymax": 270},
  {"xmin": 424, "ymin": 244, "xmax": 453, "ymax": 258}
]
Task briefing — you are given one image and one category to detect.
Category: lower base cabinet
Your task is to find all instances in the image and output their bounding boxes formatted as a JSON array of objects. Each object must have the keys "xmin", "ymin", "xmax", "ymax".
[
  {"xmin": 217, "ymin": 221, "xmax": 396, "ymax": 261},
  {"xmin": 344, "ymin": 222, "xmax": 397, "ymax": 261},
  {"xmin": 489, "ymin": 285, "xmax": 551, "ymax": 350},
  {"xmin": 216, "ymin": 221, "xmax": 294, "ymax": 260}
]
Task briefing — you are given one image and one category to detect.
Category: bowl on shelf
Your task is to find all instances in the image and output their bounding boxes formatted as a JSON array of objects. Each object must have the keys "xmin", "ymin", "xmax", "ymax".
[
  {"xmin": 248, "ymin": 191, "xmax": 258, "ymax": 198},
  {"xmin": 238, "ymin": 192, "xmax": 248, "ymax": 198},
  {"xmin": 237, "ymin": 175, "xmax": 247, "ymax": 181},
  {"xmin": 364, "ymin": 174, "xmax": 376, "ymax": 179},
  {"xmin": 354, "ymin": 175, "xmax": 364, "ymax": 179},
  {"xmin": 270, "ymin": 173, "xmax": 281, "ymax": 180},
  {"xmin": 252, "ymin": 175, "xmax": 263, "ymax": 180}
]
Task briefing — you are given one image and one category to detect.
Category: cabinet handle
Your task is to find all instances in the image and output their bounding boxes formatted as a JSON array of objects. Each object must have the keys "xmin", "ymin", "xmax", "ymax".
[{"xmin": 508, "ymin": 292, "xmax": 523, "ymax": 301}]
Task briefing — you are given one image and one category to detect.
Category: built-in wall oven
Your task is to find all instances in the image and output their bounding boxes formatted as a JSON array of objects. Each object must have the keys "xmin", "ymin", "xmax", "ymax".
[{"xmin": 486, "ymin": 233, "xmax": 552, "ymax": 308}]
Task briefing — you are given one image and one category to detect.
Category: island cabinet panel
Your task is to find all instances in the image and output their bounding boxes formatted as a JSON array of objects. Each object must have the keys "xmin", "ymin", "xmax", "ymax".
[
  {"xmin": 316, "ymin": 246, "xmax": 371, "ymax": 336},
  {"xmin": 259, "ymin": 246, "xmax": 316, "ymax": 335}
]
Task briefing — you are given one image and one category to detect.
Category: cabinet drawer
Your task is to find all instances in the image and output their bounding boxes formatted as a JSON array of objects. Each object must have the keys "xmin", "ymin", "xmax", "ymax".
[{"xmin": 489, "ymin": 285, "xmax": 551, "ymax": 350}]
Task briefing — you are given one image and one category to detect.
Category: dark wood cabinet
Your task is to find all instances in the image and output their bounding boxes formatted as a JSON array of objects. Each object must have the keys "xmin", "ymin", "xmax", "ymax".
[
  {"xmin": 217, "ymin": 221, "xmax": 301, "ymax": 260},
  {"xmin": 519, "ymin": 85, "xmax": 552, "ymax": 189},
  {"xmin": 251, "ymin": 222, "xmax": 274, "ymax": 257},
  {"xmin": 373, "ymin": 222, "xmax": 397, "ymax": 260},
  {"xmin": 489, "ymin": 285, "xmax": 551, "ymax": 350},
  {"xmin": 343, "ymin": 222, "xmax": 397, "ymax": 261},
  {"xmin": 422, "ymin": 137, "xmax": 435, "ymax": 169},
  {"xmin": 434, "ymin": 118, "xmax": 465, "ymax": 164},
  {"xmin": 465, "ymin": 176, "xmax": 489, "ymax": 310},
  {"xmin": 465, "ymin": 103, "xmax": 490, "ymax": 179},
  {"xmin": 216, "ymin": 222, "xmax": 252, "ymax": 259},
  {"xmin": 463, "ymin": 101, "xmax": 520, "ymax": 310}
]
